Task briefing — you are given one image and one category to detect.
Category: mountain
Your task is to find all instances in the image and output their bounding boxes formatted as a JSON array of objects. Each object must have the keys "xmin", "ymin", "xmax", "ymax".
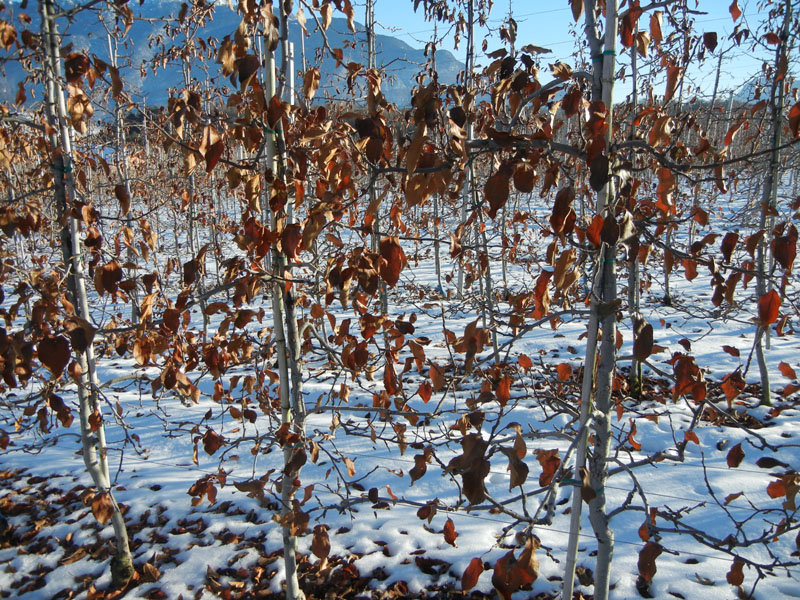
[
  {"xmin": 0, "ymin": 1, "xmax": 463, "ymax": 107},
  {"xmin": 734, "ymin": 72, "xmax": 799, "ymax": 104}
]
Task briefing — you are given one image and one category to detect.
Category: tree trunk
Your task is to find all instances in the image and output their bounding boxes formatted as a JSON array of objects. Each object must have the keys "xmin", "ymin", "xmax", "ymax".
[
  {"xmin": 456, "ymin": 0, "xmax": 475, "ymax": 298},
  {"xmin": 40, "ymin": 0, "xmax": 133, "ymax": 585},
  {"xmin": 563, "ymin": 1, "xmax": 618, "ymax": 598},
  {"xmin": 430, "ymin": 22, "xmax": 444, "ymax": 292},
  {"xmin": 106, "ymin": 32, "xmax": 140, "ymax": 323},
  {"xmin": 755, "ymin": 0, "xmax": 793, "ymax": 407},
  {"xmin": 266, "ymin": 16, "xmax": 307, "ymax": 594},
  {"xmin": 365, "ymin": 0, "xmax": 388, "ymax": 315},
  {"xmin": 627, "ymin": 20, "xmax": 642, "ymax": 397}
]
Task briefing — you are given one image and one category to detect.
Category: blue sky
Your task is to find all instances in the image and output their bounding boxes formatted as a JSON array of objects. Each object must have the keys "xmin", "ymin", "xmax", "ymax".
[{"xmin": 370, "ymin": 0, "xmax": 775, "ymax": 96}]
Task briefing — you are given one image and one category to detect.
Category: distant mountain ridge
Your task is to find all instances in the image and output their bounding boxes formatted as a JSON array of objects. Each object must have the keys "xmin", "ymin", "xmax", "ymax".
[
  {"xmin": 0, "ymin": 2, "xmax": 463, "ymax": 106},
  {"xmin": 734, "ymin": 72, "xmax": 799, "ymax": 104}
]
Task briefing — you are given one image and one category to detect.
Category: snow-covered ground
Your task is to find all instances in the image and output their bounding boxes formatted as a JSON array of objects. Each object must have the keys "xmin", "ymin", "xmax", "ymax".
[{"xmin": 2, "ymin": 174, "xmax": 800, "ymax": 600}]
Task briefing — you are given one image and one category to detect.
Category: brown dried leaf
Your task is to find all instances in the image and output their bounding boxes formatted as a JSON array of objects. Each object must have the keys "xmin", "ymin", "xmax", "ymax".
[
  {"xmin": 726, "ymin": 557, "xmax": 745, "ymax": 586},
  {"xmin": 727, "ymin": 442, "xmax": 745, "ymax": 468},
  {"xmin": 496, "ymin": 373, "xmax": 511, "ymax": 407},
  {"xmin": 789, "ymin": 102, "xmax": 800, "ymax": 138},
  {"xmin": 320, "ymin": 1, "xmax": 332, "ymax": 29},
  {"xmin": 461, "ymin": 557, "xmax": 484, "ymax": 591},
  {"xmin": 779, "ymin": 362, "xmax": 797, "ymax": 380},
  {"xmin": 303, "ymin": 67, "xmax": 321, "ymax": 101},
  {"xmin": 38, "ymin": 336, "xmax": 71, "ymax": 376},
  {"xmin": 379, "ymin": 237, "xmax": 407, "ymax": 288},
  {"xmin": 485, "ymin": 172, "xmax": 510, "ymax": 220},
  {"xmin": 758, "ymin": 290, "xmax": 781, "ymax": 325},
  {"xmin": 311, "ymin": 524, "xmax": 330, "ymax": 559},
  {"xmin": 729, "ymin": 0, "xmax": 742, "ymax": 22},
  {"xmin": 535, "ymin": 449, "xmax": 560, "ymax": 487},
  {"xmin": 203, "ymin": 429, "xmax": 225, "ymax": 456},
  {"xmin": 91, "ymin": 492, "xmax": 114, "ymax": 526},
  {"xmin": 703, "ymin": 31, "xmax": 718, "ymax": 52},
  {"xmin": 664, "ymin": 64, "xmax": 683, "ymax": 104},
  {"xmin": 64, "ymin": 53, "xmax": 90, "ymax": 83},
  {"xmin": 637, "ymin": 541, "xmax": 663, "ymax": 583},
  {"xmin": 409, "ymin": 453, "xmax": 428, "ymax": 485},
  {"xmin": 633, "ymin": 321, "xmax": 654, "ymax": 362},
  {"xmin": 570, "ymin": 0, "xmax": 583, "ymax": 21},
  {"xmin": 443, "ymin": 517, "xmax": 458, "ymax": 547}
]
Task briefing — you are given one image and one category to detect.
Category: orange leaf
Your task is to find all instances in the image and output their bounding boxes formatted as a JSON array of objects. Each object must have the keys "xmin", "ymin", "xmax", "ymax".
[
  {"xmin": 767, "ymin": 479, "xmax": 786, "ymax": 499},
  {"xmin": 443, "ymin": 517, "xmax": 458, "ymax": 547},
  {"xmin": 555, "ymin": 363, "xmax": 572, "ymax": 381},
  {"xmin": 417, "ymin": 381, "xmax": 433, "ymax": 403},
  {"xmin": 650, "ymin": 12, "xmax": 663, "ymax": 44},
  {"xmin": 789, "ymin": 102, "xmax": 800, "ymax": 138},
  {"xmin": 783, "ymin": 383, "xmax": 800, "ymax": 396},
  {"xmin": 664, "ymin": 64, "xmax": 683, "ymax": 104},
  {"xmin": 462, "ymin": 557, "xmax": 484, "ymax": 591},
  {"xmin": 379, "ymin": 237, "xmax": 407, "ymax": 288},
  {"xmin": 729, "ymin": 0, "xmax": 742, "ymax": 22},
  {"xmin": 638, "ymin": 519, "xmax": 650, "ymax": 542},
  {"xmin": 406, "ymin": 127, "xmax": 426, "ymax": 175},
  {"xmin": 586, "ymin": 215, "xmax": 604, "ymax": 246},
  {"xmin": 703, "ymin": 31, "xmax": 718, "ymax": 52},
  {"xmin": 758, "ymin": 290, "xmax": 781, "ymax": 325},
  {"xmin": 88, "ymin": 409, "xmax": 102, "ymax": 433},
  {"xmin": 504, "ymin": 447, "xmax": 529, "ymax": 490},
  {"xmin": 724, "ymin": 120, "xmax": 743, "ymax": 147},
  {"xmin": 64, "ymin": 52, "xmax": 90, "ymax": 83},
  {"xmin": 628, "ymin": 419, "xmax": 642, "ymax": 451},
  {"xmin": 113, "ymin": 184, "xmax": 130, "ymax": 215},
  {"xmin": 303, "ymin": 67, "xmax": 321, "ymax": 101},
  {"xmin": 513, "ymin": 162, "xmax": 535, "ymax": 193},
  {"xmin": 203, "ymin": 429, "xmax": 226, "ymax": 456},
  {"xmin": 720, "ymin": 231, "xmax": 739, "ymax": 263},
  {"xmin": 549, "ymin": 186, "xmax": 576, "ymax": 237},
  {"xmin": 778, "ymin": 362, "xmax": 797, "ymax": 380},
  {"xmin": 430, "ymin": 362, "xmax": 446, "ymax": 393},
  {"xmin": 722, "ymin": 345, "xmax": 740, "ymax": 357},
  {"xmin": 496, "ymin": 374, "xmax": 511, "ymax": 407},
  {"xmin": 518, "ymin": 354, "xmax": 533, "ymax": 371},
  {"xmin": 535, "ymin": 449, "xmax": 561, "ymax": 487},
  {"xmin": 281, "ymin": 223, "xmax": 303, "ymax": 260},
  {"xmin": 205, "ymin": 140, "xmax": 224, "ymax": 173},
  {"xmin": 684, "ymin": 430, "xmax": 699, "ymax": 445}
]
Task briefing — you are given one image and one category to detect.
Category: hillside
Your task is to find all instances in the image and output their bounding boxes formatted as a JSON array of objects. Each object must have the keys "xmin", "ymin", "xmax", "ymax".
[{"xmin": 0, "ymin": 2, "xmax": 462, "ymax": 106}]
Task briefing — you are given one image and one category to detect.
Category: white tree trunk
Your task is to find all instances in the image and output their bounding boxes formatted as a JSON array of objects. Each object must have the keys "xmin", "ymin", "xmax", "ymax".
[{"xmin": 40, "ymin": 0, "xmax": 133, "ymax": 585}]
